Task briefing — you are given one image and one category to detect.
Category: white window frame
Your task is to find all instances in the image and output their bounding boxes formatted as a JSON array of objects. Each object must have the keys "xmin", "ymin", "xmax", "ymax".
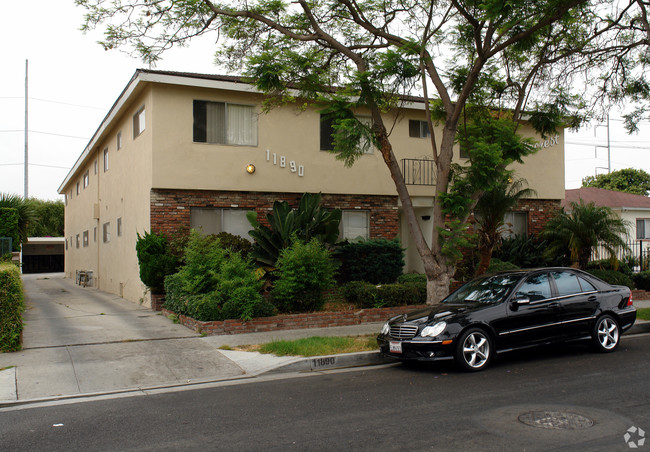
[
  {"xmin": 133, "ymin": 106, "xmax": 145, "ymax": 138},
  {"xmin": 193, "ymin": 100, "xmax": 258, "ymax": 146},
  {"xmin": 103, "ymin": 222, "xmax": 110, "ymax": 243},
  {"xmin": 117, "ymin": 131, "xmax": 123, "ymax": 150},
  {"xmin": 637, "ymin": 218, "xmax": 650, "ymax": 239},
  {"xmin": 502, "ymin": 211, "xmax": 528, "ymax": 238},
  {"xmin": 340, "ymin": 210, "xmax": 370, "ymax": 241},
  {"xmin": 103, "ymin": 148, "xmax": 109, "ymax": 172},
  {"xmin": 409, "ymin": 119, "xmax": 430, "ymax": 138},
  {"xmin": 76, "ymin": 234, "xmax": 80, "ymax": 249},
  {"xmin": 189, "ymin": 207, "xmax": 252, "ymax": 240},
  {"xmin": 83, "ymin": 171, "xmax": 89, "ymax": 188},
  {"xmin": 82, "ymin": 230, "xmax": 89, "ymax": 248}
]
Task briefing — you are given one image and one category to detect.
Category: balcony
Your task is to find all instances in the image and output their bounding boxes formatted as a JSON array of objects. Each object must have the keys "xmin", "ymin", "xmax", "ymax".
[{"xmin": 401, "ymin": 159, "xmax": 436, "ymax": 186}]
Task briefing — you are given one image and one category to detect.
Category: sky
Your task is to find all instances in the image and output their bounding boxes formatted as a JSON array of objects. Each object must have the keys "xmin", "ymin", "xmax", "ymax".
[{"xmin": 1, "ymin": 1, "xmax": 649, "ymax": 201}]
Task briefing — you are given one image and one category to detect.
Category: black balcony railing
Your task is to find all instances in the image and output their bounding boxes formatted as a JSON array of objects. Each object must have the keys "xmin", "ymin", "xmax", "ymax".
[
  {"xmin": 591, "ymin": 239, "xmax": 650, "ymax": 271},
  {"xmin": 401, "ymin": 159, "xmax": 436, "ymax": 186}
]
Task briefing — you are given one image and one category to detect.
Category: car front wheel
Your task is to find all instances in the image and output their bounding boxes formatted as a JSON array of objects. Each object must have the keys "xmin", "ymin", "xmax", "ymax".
[
  {"xmin": 455, "ymin": 328, "xmax": 493, "ymax": 372},
  {"xmin": 592, "ymin": 314, "xmax": 620, "ymax": 353}
]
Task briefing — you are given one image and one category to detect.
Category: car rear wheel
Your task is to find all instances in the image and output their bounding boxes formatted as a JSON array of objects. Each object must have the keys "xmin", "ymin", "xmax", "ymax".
[
  {"xmin": 455, "ymin": 328, "xmax": 492, "ymax": 372},
  {"xmin": 592, "ymin": 314, "xmax": 620, "ymax": 353}
]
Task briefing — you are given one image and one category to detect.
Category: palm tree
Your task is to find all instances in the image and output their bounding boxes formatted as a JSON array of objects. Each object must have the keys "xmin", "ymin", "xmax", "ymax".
[
  {"xmin": 474, "ymin": 177, "xmax": 536, "ymax": 275},
  {"xmin": 0, "ymin": 193, "xmax": 36, "ymax": 248},
  {"xmin": 542, "ymin": 200, "xmax": 630, "ymax": 269}
]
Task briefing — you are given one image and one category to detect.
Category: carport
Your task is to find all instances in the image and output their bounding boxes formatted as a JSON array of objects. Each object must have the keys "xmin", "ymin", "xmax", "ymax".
[{"xmin": 21, "ymin": 237, "xmax": 64, "ymax": 273}]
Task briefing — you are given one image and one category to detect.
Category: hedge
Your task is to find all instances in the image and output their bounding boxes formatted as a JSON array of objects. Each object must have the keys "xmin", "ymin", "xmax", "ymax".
[
  {"xmin": 585, "ymin": 269, "xmax": 635, "ymax": 290},
  {"xmin": 341, "ymin": 280, "xmax": 426, "ymax": 308},
  {"xmin": 632, "ymin": 271, "xmax": 650, "ymax": 291},
  {"xmin": 0, "ymin": 262, "xmax": 25, "ymax": 352}
]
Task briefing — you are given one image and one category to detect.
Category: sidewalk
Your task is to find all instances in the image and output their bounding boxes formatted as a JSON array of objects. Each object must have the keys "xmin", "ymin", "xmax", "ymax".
[{"xmin": 1, "ymin": 275, "xmax": 649, "ymax": 408}]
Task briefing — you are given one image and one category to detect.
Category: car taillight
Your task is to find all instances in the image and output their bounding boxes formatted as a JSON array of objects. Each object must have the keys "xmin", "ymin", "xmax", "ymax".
[{"xmin": 627, "ymin": 292, "xmax": 633, "ymax": 307}]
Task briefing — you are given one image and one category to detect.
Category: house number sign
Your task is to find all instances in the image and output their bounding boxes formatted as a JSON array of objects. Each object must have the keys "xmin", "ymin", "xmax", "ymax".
[{"xmin": 266, "ymin": 149, "xmax": 305, "ymax": 177}]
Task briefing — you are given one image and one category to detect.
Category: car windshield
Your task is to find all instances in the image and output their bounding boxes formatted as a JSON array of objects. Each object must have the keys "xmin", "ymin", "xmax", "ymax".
[{"xmin": 442, "ymin": 273, "xmax": 523, "ymax": 304}]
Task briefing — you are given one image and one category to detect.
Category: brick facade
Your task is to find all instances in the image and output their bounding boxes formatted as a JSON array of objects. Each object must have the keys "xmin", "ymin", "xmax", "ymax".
[{"xmin": 150, "ymin": 189, "xmax": 400, "ymax": 239}]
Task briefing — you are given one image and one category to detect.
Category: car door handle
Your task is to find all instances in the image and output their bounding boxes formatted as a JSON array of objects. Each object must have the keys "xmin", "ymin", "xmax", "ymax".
[
  {"xmin": 588, "ymin": 296, "xmax": 597, "ymax": 302},
  {"xmin": 548, "ymin": 302, "xmax": 561, "ymax": 311}
]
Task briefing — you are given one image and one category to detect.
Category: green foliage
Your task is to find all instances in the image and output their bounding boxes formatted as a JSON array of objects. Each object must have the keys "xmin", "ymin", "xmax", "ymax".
[
  {"xmin": 585, "ymin": 269, "xmax": 634, "ymax": 290},
  {"xmin": 340, "ymin": 280, "xmax": 426, "ymax": 308},
  {"xmin": 26, "ymin": 198, "xmax": 64, "ymax": 237},
  {"xmin": 542, "ymin": 201, "xmax": 630, "ymax": 269},
  {"xmin": 247, "ymin": 193, "xmax": 341, "ymax": 266},
  {"xmin": 484, "ymin": 258, "xmax": 520, "ymax": 274},
  {"xmin": 0, "ymin": 208, "xmax": 20, "ymax": 252},
  {"xmin": 337, "ymin": 238, "xmax": 405, "ymax": 284},
  {"xmin": 214, "ymin": 232, "xmax": 253, "ymax": 258},
  {"xmin": 257, "ymin": 335, "xmax": 378, "ymax": 357},
  {"xmin": 0, "ymin": 263, "xmax": 25, "ymax": 352},
  {"xmin": 163, "ymin": 231, "xmax": 273, "ymax": 321},
  {"xmin": 0, "ymin": 194, "xmax": 35, "ymax": 246},
  {"xmin": 582, "ymin": 168, "xmax": 650, "ymax": 196},
  {"xmin": 270, "ymin": 238, "xmax": 336, "ymax": 313},
  {"xmin": 494, "ymin": 235, "xmax": 565, "ymax": 268},
  {"xmin": 586, "ymin": 259, "xmax": 633, "ymax": 277},
  {"xmin": 136, "ymin": 231, "xmax": 179, "ymax": 294},
  {"xmin": 632, "ymin": 271, "xmax": 650, "ymax": 291},
  {"xmin": 397, "ymin": 273, "xmax": 427, "ymax": 285}
]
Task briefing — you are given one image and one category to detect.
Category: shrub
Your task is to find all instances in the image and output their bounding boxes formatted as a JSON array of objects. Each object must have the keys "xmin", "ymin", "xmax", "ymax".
[
  {"xmin": 136, "ymin": 231, "xmax": 179, "ymax": 294},
  {"xmin": 215, "ymin": 232, "xmax": 253, "ymax": 258},
  {"xmin": 585, "ymin": 269, "xmax": 634, "ymax": 290},
  {"xmin": 271, "ymin": 238, "xmax": 337, "ymax": 313},
  {"xmin": 341, "ymin": 280, "xmax": 427, "ymax": 308},
  {"xmin": 397, "ymin": 273, "xmax": 427, "ymax": 284},
  {"xmin": 493, "ymin": 234, "xmax": 564, "ymax": 268},
  {"xmin": 632, "ymin": 271, "xmax": 650, "ymax": 291},
  {"xmin": 337, "ymin": 238, "xmax": 405, "ymax": 284},
  {"xmin": 0, "ymin": 262, "xmax": 25, "ymax": 352},
  {"xmin": 586, "ymin": 259, "xmax": 633, "ymax": 277},
  {"xmin": 163, "ymin": 231, "xmax": 272, "ymax": 321},
  {"xmin": 0, "ymin": 208, "xmax": 20, "ymax": 252}
]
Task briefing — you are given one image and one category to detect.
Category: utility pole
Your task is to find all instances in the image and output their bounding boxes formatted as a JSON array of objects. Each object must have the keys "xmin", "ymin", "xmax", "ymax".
[
  {"xmin": 24, "ymin": 59, "xmax": 29, "ymax": 199},
  {"xmin": 594, "ymin": 114, "xmax": 611, "ymax": 176}
]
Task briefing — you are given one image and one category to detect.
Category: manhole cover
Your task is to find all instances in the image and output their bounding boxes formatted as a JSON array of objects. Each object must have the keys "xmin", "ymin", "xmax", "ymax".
[{"xmin": 518, "ymin": 411, "xmax": 594, "ymax": 430}]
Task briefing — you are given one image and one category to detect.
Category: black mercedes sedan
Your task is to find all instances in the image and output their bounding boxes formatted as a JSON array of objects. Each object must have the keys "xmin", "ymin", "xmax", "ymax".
[{"xmin": 377, "ymin": 268, "xmax": 636, "ymax": 371}]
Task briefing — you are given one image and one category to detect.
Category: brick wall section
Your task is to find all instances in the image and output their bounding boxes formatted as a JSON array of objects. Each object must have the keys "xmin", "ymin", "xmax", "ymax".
[
  {"xmin": 515, "ymin": 198, "xmax": 562, "ymax": 236},
  {"xmin": 162, "ymin": 304, "xmax": 427, "ymax": 335},
  {"xmin": 632, "ymin": 289, "xmax": 650, "ymax": 301},
  {"xmin": 150, "ymin": 189, "xmax": 399, "ymax": 239}
]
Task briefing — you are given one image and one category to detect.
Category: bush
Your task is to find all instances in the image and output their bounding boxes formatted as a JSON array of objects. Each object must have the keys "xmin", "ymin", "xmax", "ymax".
[
  {"xmin": 0, "ymin": 263, "xmax": 25, "ymax": 352},
  {"xmin": 0, "ymin": 208, "xmax": 20, "ymax": 252},
  {"xmin": 632, "ymin": 271, "xmax": 650, "ymax": 291},
  {"xmin": 271, "ymin": 238, "xmax": 337, "ymax": 313},
  {"xmin": 163, "ymin": 230, "xmax": 273, "ymax": 321},
  {"xmin": 494, "ymin": 235, "xmax": 566, "ymax": 268},
  {"xmin": 337, "ymin": 238, "xmax": 405, "ymax": 284},
  {"xmin": 341, "ymin": 280, "xmax": 426, "ymax": 308},
  {"xmin": 215, "ymin": 232, "xmax": 253, "ymax": 259},
  {"xmin": 585, "ymin": 269, "xmax": 634, "ymax": 290},
  {"xmin": 397, "ymin": 273, "xmax": 427, "ymax": 284},
  {"xmin": 586, "ymin": 259, "xmax": 633, "ymax": 277},
  {"xmin": 136, "ymin": 231, "xmax": 179, "ymax": 294}
]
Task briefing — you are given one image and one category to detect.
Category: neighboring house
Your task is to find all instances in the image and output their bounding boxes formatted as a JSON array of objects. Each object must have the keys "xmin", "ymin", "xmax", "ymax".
[
  {"xmin": 563, "ymin": 187, "xmax": 650, "ymax": 264},
  {"xmin": 58, "ymin": 69, "xmax": 566, "ymax": 306}
]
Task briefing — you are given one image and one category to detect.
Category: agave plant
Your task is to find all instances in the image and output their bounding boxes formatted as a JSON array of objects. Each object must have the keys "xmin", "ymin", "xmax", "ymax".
[{"xmin": 247, "ymin": 193, "xmax": 342, "ymax": 266}]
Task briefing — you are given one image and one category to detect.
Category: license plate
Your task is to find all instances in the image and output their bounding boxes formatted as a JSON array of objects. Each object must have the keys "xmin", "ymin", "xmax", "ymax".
[{"xmin": 389, "ymin": 341, "xmax": 402, "ymax": 354}]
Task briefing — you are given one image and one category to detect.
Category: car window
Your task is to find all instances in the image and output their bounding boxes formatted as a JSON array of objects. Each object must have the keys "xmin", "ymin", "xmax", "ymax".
[
  {"xmin": 552, "ymin": 271, "xmax": 583, "ymax": 296},
  {"xmin": 443, "ymin": 274, "xmax": 522, "ymax": 304},
  {"xmin": 577, "ymin": 276, "xmax": 597, "ymax": 292},
  {"xmin": 516, "ymin": 273, "xmax": 552, "ymax": 302}
]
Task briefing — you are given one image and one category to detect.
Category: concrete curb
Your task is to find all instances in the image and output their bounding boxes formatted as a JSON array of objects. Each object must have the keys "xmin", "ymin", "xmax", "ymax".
[
  {"xmin": 262, "ymin": 351, "xmax": 395, "ymax": 375},
  {"xmin": 628, "ymin": 319, "xmax": 650, "ymax": 336}
]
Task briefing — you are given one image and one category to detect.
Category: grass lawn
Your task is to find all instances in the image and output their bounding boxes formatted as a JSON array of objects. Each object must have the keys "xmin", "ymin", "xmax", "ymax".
[
  {"xmin": 228, "ymin": 335, "xmax": 378, "ymax": 357},
  {"xmin": 637, "ymin": 307, "xmax": 650, "ymax": 321}
]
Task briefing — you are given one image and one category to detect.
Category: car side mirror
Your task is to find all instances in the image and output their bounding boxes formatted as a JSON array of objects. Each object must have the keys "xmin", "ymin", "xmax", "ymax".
[{"xmin": 512, "ymin": 296, "xmax": 530, "ymax": 306}]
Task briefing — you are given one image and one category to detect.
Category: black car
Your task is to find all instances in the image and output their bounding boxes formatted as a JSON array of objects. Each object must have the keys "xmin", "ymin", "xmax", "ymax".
[{"xmin": 377, "ymin": 268, "xmax": 636, "ymax": 371}]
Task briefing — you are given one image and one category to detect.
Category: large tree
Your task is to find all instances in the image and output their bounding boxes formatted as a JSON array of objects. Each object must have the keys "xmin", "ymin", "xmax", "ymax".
[
  {"xmin": 582, "ymin": 168, "xmax": 650, "ymax": 196},
  {"xmin": 76, "ymin": 0, "xmax": 645, "ymax": 303}
]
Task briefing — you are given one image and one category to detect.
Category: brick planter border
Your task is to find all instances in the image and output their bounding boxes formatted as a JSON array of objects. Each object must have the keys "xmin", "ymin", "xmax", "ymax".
[{"xmin": 162, "ymin": 304, "xmax": 428, "ymax": 336}]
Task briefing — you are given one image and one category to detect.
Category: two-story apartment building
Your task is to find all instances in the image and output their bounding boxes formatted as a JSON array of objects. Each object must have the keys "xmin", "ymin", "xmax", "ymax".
[{"xmin": 58, "ymin": 69, "xmax": 566, "ymax": 306}]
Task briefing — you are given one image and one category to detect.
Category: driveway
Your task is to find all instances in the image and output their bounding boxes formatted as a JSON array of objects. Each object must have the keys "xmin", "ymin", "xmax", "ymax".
[{"xmin": 0, "ymin": 274, "xmax": 244, "ymax": 400}]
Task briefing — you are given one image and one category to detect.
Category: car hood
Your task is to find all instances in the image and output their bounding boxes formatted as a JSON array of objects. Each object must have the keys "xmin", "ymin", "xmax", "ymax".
[{"xmin": 393, "ymin": 303, "xmax": 481, "ymax": 324}]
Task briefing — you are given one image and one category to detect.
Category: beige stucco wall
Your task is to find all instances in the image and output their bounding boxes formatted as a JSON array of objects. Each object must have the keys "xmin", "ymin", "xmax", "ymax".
[
  {"xmin": 62, "ymin": 88, "xmax": 154, "ymax": 304},
  {"xmin": 61, "ymin": 74, "xmax": 566, "ymax": 305}
]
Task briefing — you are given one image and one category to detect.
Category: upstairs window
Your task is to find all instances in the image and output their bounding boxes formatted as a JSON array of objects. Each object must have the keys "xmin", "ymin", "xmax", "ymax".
[
  {"xmin": 193, "ymin": 100, "xmax": 257, "ymax": 146},
  {"xmin": 117, "ymin": 131, "xmax": 123, "ymax": 150},
  {"xmin": 320, "ymin": 114, "xmax": 373, "ymax": 154},
  {"xmin": 133, "ymin": 106, "xmax": 145, "ymax": 138},
  {"xmin": 103, "ymin": 222, "xmax": 110, "ymax": 243},
  {"xmin": 83, "ymin": 171, "xmax": 89, "ymax": 188},
  {"xmin": 103, "ymin": 148, "xmax": 109, "ymax": 172},
  {"xmin": 409, "ymin": 120, "xmax": 430, "ymax": 138}
]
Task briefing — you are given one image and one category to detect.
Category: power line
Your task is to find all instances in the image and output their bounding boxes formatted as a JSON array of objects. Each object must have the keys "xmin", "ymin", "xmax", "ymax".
[
  {"xmin": 0, "ymin": 129, "xmax": 89, "ymax": 140},
  {"xmin": 0, "ymin": 95, "xmax": 104, "ymax": 110},
  {"xmin": 0, "ymin": 162, "xmax": 70, "ymax": 169}
]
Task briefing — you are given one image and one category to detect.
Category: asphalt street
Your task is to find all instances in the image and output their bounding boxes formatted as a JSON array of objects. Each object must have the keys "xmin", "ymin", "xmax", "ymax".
[{"xmin": 1, "ymin": 333, "xmax": 649, "ymax": 451}]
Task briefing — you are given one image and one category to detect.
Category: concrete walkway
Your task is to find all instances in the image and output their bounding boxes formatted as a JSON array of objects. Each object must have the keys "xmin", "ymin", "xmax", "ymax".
[
  {"xmin": 0, "ymin": 274, "xmax": 383, "ymax": 405},
  {"xmin": 1, "ymin": 274, "xmax": 648, "ymax": 407}
]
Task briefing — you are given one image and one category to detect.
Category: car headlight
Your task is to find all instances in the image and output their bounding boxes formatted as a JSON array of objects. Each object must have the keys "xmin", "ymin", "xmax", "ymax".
[
  {"xmin": 421, "ymin": 321, "xmax": 447, "ymax": 338},
  {"xmin": 381, "ymin": 321, "xmax": 390, "ymax": 336}
]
